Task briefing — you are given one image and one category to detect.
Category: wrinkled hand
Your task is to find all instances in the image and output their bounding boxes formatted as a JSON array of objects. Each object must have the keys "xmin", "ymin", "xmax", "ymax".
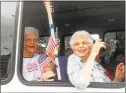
[
  {"xmin": 91, "ymin": 39, "xmax": 106, "ymax": 56},
  {"xmin": 114, "ymin": 63, "xmax": 125, "ymax": 82},
  {"xmin": 40, "ymin": 71, "xmax": 55, "ymax": 81},
  {"xmin": 46, "ymin": 45, "xmax": 59, "ymax": 63},
  {"xmin": 47, "ymin": 50, "xmax": 55, "ymax": 62}
]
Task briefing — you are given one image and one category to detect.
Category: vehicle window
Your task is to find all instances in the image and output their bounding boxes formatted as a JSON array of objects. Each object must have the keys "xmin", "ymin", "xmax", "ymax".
[
  {"xmin": 104, "ymin": 31, "xmax": 125, "ymax": 81},
  {"xmin": 65, "ymin": 36, "xmax": 71, "ymax": 49},
  {"xmin": 19, "ymin": 1, "xmax": 125, "ymax": 88},
  {"xmin": 1, "ymin": 2, "xmax": 17, "ymax": 83}
]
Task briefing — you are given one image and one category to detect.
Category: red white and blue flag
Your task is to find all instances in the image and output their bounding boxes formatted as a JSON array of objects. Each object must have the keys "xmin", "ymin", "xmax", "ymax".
[
  {"xmin": 43, "ymin": 0, "xmax": 61, "ymax": 80},
  {"xmin": 39, "ymin": 57, "xmax": 51, "ymax": 74},
  {"xmin": 38, "ymin": 54, "xmax": 51, "ymax": 74},
  {"xmin": 46, "ymin": 36, "xmax": 57, "ymax": 52}
]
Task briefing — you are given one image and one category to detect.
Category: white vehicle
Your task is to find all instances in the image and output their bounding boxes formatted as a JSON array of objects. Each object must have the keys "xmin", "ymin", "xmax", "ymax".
[{"xmin": 1, "ymin": 1, "xmax": 125, "ymax": 92}]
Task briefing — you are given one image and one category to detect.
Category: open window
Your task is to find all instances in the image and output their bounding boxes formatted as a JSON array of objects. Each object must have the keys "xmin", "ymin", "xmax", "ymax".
[
  {"xmin": 1, "ymin": 2, "xmax": 18, "ymax": 85},
  {"xmin": 17, "ymin": 1, "xmax": 125, "ymax": 88}
]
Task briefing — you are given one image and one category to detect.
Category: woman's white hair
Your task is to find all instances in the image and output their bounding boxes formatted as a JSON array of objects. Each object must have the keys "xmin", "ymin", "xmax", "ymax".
[
  {"xmin": 25, "ymin": 27, "xmax": 39, "ymax": 38},
  {"xmin": 70, "ymin": 30, "xmax": 94, "ymax": 48}
]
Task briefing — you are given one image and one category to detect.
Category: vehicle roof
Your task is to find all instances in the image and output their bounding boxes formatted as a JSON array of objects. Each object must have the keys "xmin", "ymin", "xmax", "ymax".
[{"xmin": 23, "ymin": 1, "xmax": 125, "ymax": 36}]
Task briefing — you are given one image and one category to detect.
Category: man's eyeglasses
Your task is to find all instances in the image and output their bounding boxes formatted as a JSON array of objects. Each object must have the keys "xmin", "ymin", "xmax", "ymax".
[{"xmin": 25, "ymin": 38, "xmax": 38, "ymax": 43}]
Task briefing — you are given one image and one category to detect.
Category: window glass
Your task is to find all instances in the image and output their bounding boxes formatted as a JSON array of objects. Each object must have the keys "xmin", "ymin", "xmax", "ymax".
[
  {"xmin": 38, "ymin": 37, "xmax": 49, "ymax": 52},
  {"xmin": 1, "ymin": 2, "xmax": 17, "ymax": 80},
  {"xmin": 104, "ymin": 32, "xmax": 117, "ymax": 64},
  {"xmin": 65, "ymin": 36, "xmax": 71, "ymax": 49},
  {"xmin": 103, "ymin": 31, "xmax": 125, "ymax": 82},
  {"xmin": 104, "ymin": 31, "xmax": 125, "ymax": 64}
]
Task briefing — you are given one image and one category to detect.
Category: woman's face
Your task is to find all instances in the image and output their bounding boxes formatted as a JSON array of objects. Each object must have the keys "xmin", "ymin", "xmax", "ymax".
[
  {"xmin": 72, "ymin": 35, "xmax": 92, "ymax": 59},
  {"xmin": 24, "ymin": 32, "xmax": 38, "ymax": 54}
]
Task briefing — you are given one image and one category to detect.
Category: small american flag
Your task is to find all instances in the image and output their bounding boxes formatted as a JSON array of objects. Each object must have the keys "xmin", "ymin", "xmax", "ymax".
[
  {"xmin": 46, "ymin": 36, "xmax": 57, "ymax": 52},
  {"xmin": 38, "ymin": 54, "xmax": 51, "ymax": 74},
  {"xmin": 44, "ymin": 0, "xmax": 54, "ymax": 13}
]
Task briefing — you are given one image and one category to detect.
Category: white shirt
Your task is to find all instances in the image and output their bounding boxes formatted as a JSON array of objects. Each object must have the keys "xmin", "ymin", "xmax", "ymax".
[
  {"xmin": 91, "ymin": 62, "xmax": 111, "ymax": 82},
  {"xmin": 67, "ymin": 54, "xmax": 111, "ymax": 89},
  {"xmin": 23, "ymin": 54, "xmax": 41, "ymax": 81}
]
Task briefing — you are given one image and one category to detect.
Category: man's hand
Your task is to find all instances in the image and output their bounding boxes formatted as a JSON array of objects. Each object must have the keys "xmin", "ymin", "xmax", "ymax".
[
  {"xmin": 113, "ymin": 63, "xmax": 125, "ymax": 82},
  {"xmin": 91, "ymin": 39, "xmax": 106, "ymax": 56},
  {"xmin": 40, "ymin": 71, "xmax": 55, "ymax": 81}
]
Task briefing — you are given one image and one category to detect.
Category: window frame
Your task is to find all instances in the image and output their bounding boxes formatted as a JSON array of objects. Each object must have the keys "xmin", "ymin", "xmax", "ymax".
[
  {"xmin": 1, "ymin": 2, "xmax": 19, "ymax": 85},
  {"xmin": 17, "ymin": 1, "xmax": 125, "ymax": 88}
]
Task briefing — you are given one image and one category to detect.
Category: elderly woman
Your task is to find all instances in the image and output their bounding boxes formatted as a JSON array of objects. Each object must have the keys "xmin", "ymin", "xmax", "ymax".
[
  {"xmin": 23, "ymin": 27, "xmax": 56, "ymax": 81},
  {"xmin": 67, "ymin": 30, "xmax": 125, "ymax": 89}
]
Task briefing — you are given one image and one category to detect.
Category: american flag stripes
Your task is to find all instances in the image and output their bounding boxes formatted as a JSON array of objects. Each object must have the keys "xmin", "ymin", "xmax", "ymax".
[
  {"xmin": 46, "ymin": 36, "xmax": 57, "ymax": 52},
  {"xmin": 39, "ymin": 56, "xmax": 51, "ymax": 74}
]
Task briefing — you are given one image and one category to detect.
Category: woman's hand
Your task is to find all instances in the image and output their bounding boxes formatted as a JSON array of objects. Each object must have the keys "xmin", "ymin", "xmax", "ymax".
[
  {"xmin": 91, "ymin": 39, "xmax": 106, "ymax": 56},
  {"xmin": 40, "ymin": 71, "xmax": 55, "ymax": 81},
  {"xmin": 113, "ymin": 63, "xmax": 125, "ymax": 82}
]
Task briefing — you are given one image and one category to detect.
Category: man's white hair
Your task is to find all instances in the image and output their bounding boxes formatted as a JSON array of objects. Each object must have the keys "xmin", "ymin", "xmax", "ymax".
[
  {"xmin": 70, "ymin": 30, "xmax": 94, "ymax": 48},
  {"xmin": 25, "ymin": 27, "xmax": 39, "ymax": 38}
]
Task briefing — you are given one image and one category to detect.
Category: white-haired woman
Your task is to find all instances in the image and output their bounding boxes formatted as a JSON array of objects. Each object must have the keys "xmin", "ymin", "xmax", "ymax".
[
  {"xmin": 23, "ymin": 27, "xmax": 56, "ymax": 81},
  {"xmin": 67, "ymin": 30, "xmax": 125, "ymax": 89}
]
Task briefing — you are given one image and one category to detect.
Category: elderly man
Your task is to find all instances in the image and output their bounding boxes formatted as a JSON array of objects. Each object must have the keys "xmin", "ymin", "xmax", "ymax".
[
  {"xmin": 23, "ymin": 27, "xmax": 56, "ymax": 81},
  {"xmin": 67, "ymin": 30, "xmax": 125, "ymax": 89}
]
